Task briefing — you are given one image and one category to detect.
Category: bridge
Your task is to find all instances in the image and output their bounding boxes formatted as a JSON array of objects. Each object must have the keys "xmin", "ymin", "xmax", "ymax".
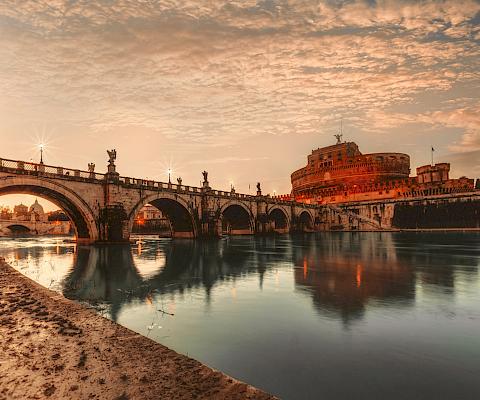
[
  {"xmin": 0, "ymin": 152, "xmax": 323, "ymax": 244},
  {"xmin": 0, "ymin": 219, "xmax": 71, "ymax": 237}
]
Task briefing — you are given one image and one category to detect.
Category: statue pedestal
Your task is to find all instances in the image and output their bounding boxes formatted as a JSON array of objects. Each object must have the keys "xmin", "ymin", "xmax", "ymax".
[
  {"xmin": 106, "ymin": 164, "xmax": 119, "ymax": 181},
  {"xmin": 106, "ymin": 172, "xmax": 119, "ymax": 182}
]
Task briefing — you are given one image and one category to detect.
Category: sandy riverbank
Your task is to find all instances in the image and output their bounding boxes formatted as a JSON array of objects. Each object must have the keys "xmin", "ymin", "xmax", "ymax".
[{"xmin": 0, "ymin": 258, "xmax": 276, "ymax": 400}]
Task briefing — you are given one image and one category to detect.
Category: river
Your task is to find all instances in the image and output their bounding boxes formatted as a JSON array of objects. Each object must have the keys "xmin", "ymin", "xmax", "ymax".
[{"xmin": 1, "ymin": 232, "xmax": 479, "ymax": 399}]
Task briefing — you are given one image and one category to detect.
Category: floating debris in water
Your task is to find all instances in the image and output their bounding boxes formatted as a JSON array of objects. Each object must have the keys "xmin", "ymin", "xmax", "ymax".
[
  {"xmin": 157, "ymin": 308, "xmax": 174, "ymax": 316},
  {"xmin": 146, "ymin": 322, "xmax": 163, "ymax": 331}
]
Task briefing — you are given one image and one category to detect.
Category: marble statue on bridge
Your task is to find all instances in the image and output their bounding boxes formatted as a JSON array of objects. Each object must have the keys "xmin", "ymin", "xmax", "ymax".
[
  {"xmin": 106, "ymin": 149, "xmax": 119, "ymax": 177},
  {"xmin": 202, "ymin": 171, "xmax": 210, "ymax": 190},
  {"xmin": 107, "ymin": 149, "xmax": 117, "ymax": 165}
]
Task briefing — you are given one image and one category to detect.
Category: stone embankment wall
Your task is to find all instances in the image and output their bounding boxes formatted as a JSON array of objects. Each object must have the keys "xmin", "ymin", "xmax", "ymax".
[
  {"xmin": 392, "ymin": 199, "xmax": 480, "ymax": 229},
  {"xmin": 320, "ymin": 193, "xmax": 480, "ymax": 231}
]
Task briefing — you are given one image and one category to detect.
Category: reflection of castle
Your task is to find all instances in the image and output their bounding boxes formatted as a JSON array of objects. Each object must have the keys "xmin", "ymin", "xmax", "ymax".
[
  {"xmin": 0, "ymin": 199, "xmax": 71, "ymax": 236},
  {"xmin": 292, "ymin": 234, "xmax": 415, "ymax": 325},
  {"xmin": 289, "ymin": 140, "xmax": 477, "ymax": 204}
]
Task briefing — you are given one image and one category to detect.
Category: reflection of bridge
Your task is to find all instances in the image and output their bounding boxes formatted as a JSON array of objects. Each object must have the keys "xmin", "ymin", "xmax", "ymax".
[
  {"xmin": 63, "ymin": 238, "xmax": 289, "ymax": 320},
  {"xmin": 59, "ymin": 233, "xmax": 479, "ymax": 323},
  {"xmin": 0, "ymin": 156, "xmax": 321, "ymax": 244}
]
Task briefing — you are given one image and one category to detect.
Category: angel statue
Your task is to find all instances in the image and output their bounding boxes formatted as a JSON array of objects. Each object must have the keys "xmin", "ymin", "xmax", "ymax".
[
  {"xmin": 177, "ymin": 177, "xmax": 183, "ymax": 185},
  {"xmin": 202, "ymin": 170, "xmax": 208, "ymax": 182},
  {"xmin": 88, "ymin": 163, "xmax": 95, "ymax": 172},
  {"xmin": 256, "ymin": 181, "xmax": 262, "ymax": 196},
  {"xmin": 107, "ymin": 149, "xmax": 117, "ymax": 165}
]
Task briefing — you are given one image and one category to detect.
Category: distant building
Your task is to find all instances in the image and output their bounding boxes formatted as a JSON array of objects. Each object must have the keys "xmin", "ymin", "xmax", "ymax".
[
  {"xmin": 13, "ymin": 203, "xmax": 29, "ymax": 219},
  {"xmin": 289, "ymin": 140, "xmax": 476, "ymax": 204},
  {"xmin": 133, "ymin": 204, "xmax": 171, "ymax": 235},
  {"xmin": 0, "ymin": 199, "xmax": 72, "ymax": 236},
  {"xmin": 11, "ymin": 199, "xmax": 48, "ymax": 222},
  {"xmin": 136, "ymin": 204, "xmax": 163, "ymax": 220}
]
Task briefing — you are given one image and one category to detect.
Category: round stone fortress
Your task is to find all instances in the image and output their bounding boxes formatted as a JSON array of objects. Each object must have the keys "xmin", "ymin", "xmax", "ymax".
[
  {"xmin": 290, "ymin": 138, "xmax": 476, "ymax": 204},
  {"xmin": 291, "ymin": 141, "xmax": 410, "ymax": 200}
]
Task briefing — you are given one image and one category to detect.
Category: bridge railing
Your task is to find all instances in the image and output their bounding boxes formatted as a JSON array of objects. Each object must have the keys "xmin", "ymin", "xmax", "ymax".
[{"xmin": 0, "ymin": 157, "xmax": 106, "ymax": 181}]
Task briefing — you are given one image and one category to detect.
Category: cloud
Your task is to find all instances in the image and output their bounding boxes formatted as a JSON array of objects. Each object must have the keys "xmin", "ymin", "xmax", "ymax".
[
  {"xmin": 430, "ymin": 107, "xmax": 480, "ymax": 152},
  {"xmin": 366, "ymin": 103, "xmax": 480, "ymax": 153},
  {"xmin": 0, "ymin": 0, "xmax": 479, "ymax": 158},
  {"xmin": 442, "ymin": 149, "xmax": 480, "ymax": 178}
]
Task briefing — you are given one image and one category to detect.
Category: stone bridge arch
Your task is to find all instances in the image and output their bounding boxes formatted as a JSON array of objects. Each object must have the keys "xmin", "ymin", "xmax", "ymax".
[
  {"xmin": 0, "ymin": 176, "xmax": 98, "ymax": 243},
  {"xmin": 5, "ymin": 224, "xmax": 31, "ymax": 234},
  {"xmin": 267, "ymin": 205, "xmax": 290, "ymax": 233},
  {"xmin": 128, "ymin": 192, "xmax": 198, "ymax": 238},
  {"xmin": 219, "ymin": 201, "xmax": 255, "ymax": 235},
  {"xmin": 297, "ymin": 209, "xmax": 315, "ymax": 232}
]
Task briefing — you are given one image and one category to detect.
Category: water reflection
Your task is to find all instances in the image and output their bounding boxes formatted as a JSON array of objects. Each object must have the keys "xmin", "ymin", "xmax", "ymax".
[
  {"xmin": 2, "ymin": 233, "xmax": 480, "ymax": 400},
  {"xmin": 63, "ymin": 237, "xmax": 292, "ymax": 320},
  {"xmin": 292, "ymin": 233, "xmax": 416, "ymax": 325},
  {"xmin": 50, "ymin": 233, "xmax": 479, "ymax": 326}
]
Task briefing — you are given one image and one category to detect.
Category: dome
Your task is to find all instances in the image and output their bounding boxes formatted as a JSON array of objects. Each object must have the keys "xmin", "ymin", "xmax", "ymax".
[{"xmin": 29, "ymin": 199, "xmax": 44, "ymax": 215}]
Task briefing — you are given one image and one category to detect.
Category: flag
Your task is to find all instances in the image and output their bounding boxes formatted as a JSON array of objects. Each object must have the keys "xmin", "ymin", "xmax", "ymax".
[{"xmin": 431, "ymin": 146, "xmax": 435, "ymax": 152}]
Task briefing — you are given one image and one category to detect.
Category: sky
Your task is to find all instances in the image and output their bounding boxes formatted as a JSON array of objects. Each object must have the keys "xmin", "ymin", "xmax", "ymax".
[{"xmin": 0, "ymin": 0, "xmax": 479, "ymax": 212}]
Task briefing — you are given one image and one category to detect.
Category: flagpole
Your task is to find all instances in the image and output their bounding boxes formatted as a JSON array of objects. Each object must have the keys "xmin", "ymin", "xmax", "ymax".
[{"xmin": 431, "ymin": 146, "xmax": 434, "ymax": 166}]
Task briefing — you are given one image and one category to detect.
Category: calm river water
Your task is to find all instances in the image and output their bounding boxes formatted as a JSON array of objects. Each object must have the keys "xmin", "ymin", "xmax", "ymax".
[{"xmin": 1, "ymin": 233, "xmax": 479, "ymax": 399}]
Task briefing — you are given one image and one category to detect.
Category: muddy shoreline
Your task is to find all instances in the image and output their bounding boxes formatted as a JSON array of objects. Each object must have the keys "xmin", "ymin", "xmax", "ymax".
[{"xmin": 0, "ymin": 258, "xmax": 276, "ymax": 400}]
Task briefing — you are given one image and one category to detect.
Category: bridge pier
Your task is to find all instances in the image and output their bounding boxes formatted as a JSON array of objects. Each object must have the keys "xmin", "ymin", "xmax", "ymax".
[{"xmin": 98, "ymin": 205, "xmax": 130, "ymax": 243}]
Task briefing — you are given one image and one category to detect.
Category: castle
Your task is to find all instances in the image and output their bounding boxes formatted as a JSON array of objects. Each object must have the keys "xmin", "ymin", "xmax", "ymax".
[{"xmin": 288, "ymin": 138, "xmax": 476, "ymax": 205}]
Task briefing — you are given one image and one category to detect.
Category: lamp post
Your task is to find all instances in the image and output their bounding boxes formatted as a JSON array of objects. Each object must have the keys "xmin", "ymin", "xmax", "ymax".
[
  {"xmin": 39, "ymin": 144, "xmax": 44, "ymax": 165},
  {"xmin": 167, "ymin": 168, "xmax": 172, "ymax": 184}
]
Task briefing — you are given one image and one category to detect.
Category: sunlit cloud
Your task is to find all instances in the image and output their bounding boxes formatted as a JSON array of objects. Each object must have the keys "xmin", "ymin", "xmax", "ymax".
[{"xmin": 0, "ymin": 0, "xmax": 479, "ymax": 191}]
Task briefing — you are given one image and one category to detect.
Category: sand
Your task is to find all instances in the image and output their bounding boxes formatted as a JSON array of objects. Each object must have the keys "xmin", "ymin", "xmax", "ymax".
[{"xmin": 0, "ymin": 258, "xmax": 277, "ymax": 400}]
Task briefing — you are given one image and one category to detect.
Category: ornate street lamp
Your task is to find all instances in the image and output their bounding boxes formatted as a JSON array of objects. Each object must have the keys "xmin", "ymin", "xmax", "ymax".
[{"xmin": 39, "ymin": 144, "xmax": 45, "ymax": 164}]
